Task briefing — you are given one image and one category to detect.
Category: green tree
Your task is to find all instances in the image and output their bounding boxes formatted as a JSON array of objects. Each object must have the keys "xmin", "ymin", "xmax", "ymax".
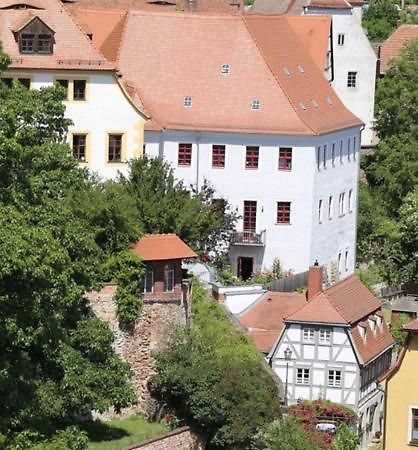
[
  {"xmin": 332, "ymin": 424, "xmax": 360, "ymax": 450},
  {"xmin": 0, "ymin": 54, "xmax": 137, "ymax": 447},
  {"xmin": 391, "ymin": 312, "xmax": 411, "ymax": 351},
  {"xmin": 362, "ymin": 0, "xmax": 400, "ymax": 41},
  {"xmin": 255, "ymin": 417, "xmax": 321, "ymax": 450},
  {"xmin": 150, "ymin": 282, "xmax": 281, "ymax": 450},
  {"xmin": 122, "ymin": 156, "xmax": 237, "ymax": 256}
]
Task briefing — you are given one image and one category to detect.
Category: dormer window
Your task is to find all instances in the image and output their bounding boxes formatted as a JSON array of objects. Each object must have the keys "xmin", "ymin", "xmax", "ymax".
[
  {"xmin": 221, "ymin": 64, "xmax": 230, "ymax": 74},
  {"xmin": 16, "ymin": 17, "xmax": 54, "ymax": 54},
  {"xmin": 251, "ymin": 99, "xmax": 261, "ymax": 110},
  {"xmin": 183, "ymin": 96, "xmax": 192, "ymax": 107}
]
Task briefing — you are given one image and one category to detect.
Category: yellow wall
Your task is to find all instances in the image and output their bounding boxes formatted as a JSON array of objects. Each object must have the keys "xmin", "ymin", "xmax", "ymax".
[{"xmin": 384, "ymin": 334, "xmax": 418, "ymax": 450}]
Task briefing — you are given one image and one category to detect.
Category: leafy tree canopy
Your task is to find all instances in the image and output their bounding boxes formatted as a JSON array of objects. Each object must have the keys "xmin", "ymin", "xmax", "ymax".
[
  {"xmin": 150, "ymin": 282, "xmax": 281, "ymax": 450},
  {"xmin": 362, "ymin": 0, "xmax": 400, "ymax": 41}
]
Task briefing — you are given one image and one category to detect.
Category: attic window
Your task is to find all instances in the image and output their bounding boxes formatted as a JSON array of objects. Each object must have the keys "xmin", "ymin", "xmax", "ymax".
[
  {"xmin": 368, "ymin": 318, "xmax": 376, "ymax": 334},
  {"xmin": 183, "ymin": 96, "xmax": 192, "ymax": 107},
  {"xmin": 283, "ymin": 67, "xmax": 291, "ymax": 76},
  {"xmin": 221, "ymin": 64, "xmax": 230, "ymax": 74},
  {"xmin": 358, "ymin": 324, "xmax": 367, "ymax": 339},
  {"xmin": 298, "ymin": 65, "xmax": 305, "ymax": 73},
  {"xmin": 326, "ymin": 96, "xmax": 333, "ymax": 105},
  {"xmin": 251, "ymin": 99, "xmax": 261, "ymax": 110},
  {"xmin": 311, "ymin": 99, "xmax": 319, "ymax": 108},
  {"xmin": 299, "ymin": 101, "xmax": 306, "ymax": 111},
  {"xmin": 18, "ymin": 18, "xmax": 54, "ymax": 54}
]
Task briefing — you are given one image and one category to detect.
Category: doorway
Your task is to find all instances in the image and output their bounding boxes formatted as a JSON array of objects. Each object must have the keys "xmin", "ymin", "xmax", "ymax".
[{"xmin": 238, "ymin": 256, "xmax": 253, "ymax": 281}]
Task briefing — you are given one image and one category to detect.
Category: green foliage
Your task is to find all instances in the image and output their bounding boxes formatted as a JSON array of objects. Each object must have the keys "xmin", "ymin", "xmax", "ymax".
[
  {"xmin": 123, "ymin": 156, "xmax": 238, "ymax": 256},
  {"xmin": 150, "ymin": 282, "xmax": 281, "ymax": 450},
  {"xmin": 0, "ymin": 43, "xmax": 10, "ymax": 72},
  {"xmin": 254, "ymin": 416, "xmax": 321, "ymax": 450},
  {"xmin": 331, "ymin": 424, "xmax": 360, "ymax": 450},
  {"xmin": 391, "ymin": 312, "xmax": 410, "ymax": 351},
  {"xmin": 0, "ymin": 63, "xmax": 136, "ymax": 446},
  {"xmin": 362, "ymin": 0, "xmax": 399, "ymax": 41},
  {"xmin": 356, "ymin": 264, "xmax": 384, "ymax": 293}
]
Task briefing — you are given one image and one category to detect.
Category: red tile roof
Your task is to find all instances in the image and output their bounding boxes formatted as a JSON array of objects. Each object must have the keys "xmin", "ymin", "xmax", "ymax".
[
  {"xmin": 286, "ymin": 15, "xmax": 331, "ymax": 72},
  {"xmin": 130, "ymin": 234, "xmax": 197, "ymax": 261},
  {"xmin": 0, "ymin": 0, "xmax": 114, "ymax": 70},
  {"xmin": 75, "ymin": 9, "xmax": 361, "ymax": 135},
  {"xmin": 308, "ymin": 0, "xmax": 351, "ymax": 8},
  {"xmin": 404, "ymin": 318, "xmax": 418, "ymax": 332},
  {"xmin": 238, "ymin": 291, "xmax": 306, "ymax": 352},
  {"xmin": 380, "ymin": 24, "xmax": 418, "ymax": 74}
]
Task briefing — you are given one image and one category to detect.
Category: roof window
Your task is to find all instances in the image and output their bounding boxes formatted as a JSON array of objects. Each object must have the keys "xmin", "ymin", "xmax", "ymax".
[
  {"xmin": 298, "ymin": 65, "xmax": 305, "ymax": 73},
  {"xmin": 251, "ymin": 99, "xmax": 261, "ymax": 110},
  {"xmin": 16, "ymin": 17, "xmax": 54, "ymax": 54},
  {"xmin": 326, "ymin": 96, "xmax": 334, "ymax": 105},
  {"xmin": 283, "ymin": 67, "xmax": 291, "ymax": 76},
  {"xmin": 358, "ymin": 323, "xmax": 367, "ymax": 340},
  {"xmin": 221, "ymin": 64, "xmax": 230, "ymax": 74},
  {"xmin": 183, "ymin": 96, "xmax": 192, "ymax": 107},
  {"xmin": 311, "ymin": 99, "xmax": 319, "ymax": 108},
  {"xmin": 299, "ymin": 101, "xmax": 306, "ymax": 111}
]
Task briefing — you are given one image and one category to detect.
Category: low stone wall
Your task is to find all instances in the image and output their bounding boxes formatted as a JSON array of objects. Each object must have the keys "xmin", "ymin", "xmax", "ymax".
[{"xmin": 121, "ymin": 427, "xmax": 196, "ymax": 450}]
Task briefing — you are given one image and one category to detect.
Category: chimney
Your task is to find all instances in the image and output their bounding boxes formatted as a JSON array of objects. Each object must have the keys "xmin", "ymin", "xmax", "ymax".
[{"xmin": 307, "ymin": 260, "xmax": 323, "ymax": 301}]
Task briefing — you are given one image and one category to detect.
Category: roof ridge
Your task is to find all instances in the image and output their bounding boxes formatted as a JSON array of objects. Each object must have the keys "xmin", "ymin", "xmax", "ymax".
[{"xmin": 243, "ymin": 15, "xmax": 317, "ymax": 135}]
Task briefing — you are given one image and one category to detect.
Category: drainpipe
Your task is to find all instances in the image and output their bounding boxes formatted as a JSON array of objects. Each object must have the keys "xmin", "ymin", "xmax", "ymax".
[{"xmin": 195, "ymin": 132, "xmax": 201, "ymax": 192}]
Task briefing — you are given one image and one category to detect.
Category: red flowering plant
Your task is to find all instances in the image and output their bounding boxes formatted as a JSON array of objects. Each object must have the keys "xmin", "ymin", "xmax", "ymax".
[{"xmin": 290, "ymin": 400, "xmax": 357, "ymax": 449}]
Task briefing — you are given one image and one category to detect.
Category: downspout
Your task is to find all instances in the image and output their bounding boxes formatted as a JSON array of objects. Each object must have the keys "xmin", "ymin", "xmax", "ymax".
[
  {"xmin": 329, "ymin": 19, "xmax": 335, "ymax": 83},
  {"xmin": 195, "ymin": 132, "xmax": 201, "ymax": 192}
]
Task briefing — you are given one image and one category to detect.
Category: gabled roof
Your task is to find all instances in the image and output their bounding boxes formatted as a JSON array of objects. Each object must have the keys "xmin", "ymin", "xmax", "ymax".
[
  {"xmin": 130, "ymin": 234, "xmax": 197, "ymax": 261},
  {"xmin": 380, "ymin": 24, "xmax": 418, "ymax": 74},
  {"xmin": 251, "ymin": 0, "xmax": 351, "ymax": 14},
  {"xmin": 11, "ymin": 13, "xmax": 54, "ymax": 32},
  {"xmin": 0, "ymin": 0, "xmax": 113, "ymax": 70},
  {"xmin": 286, "ymin": 292, "xmax": 348, "ymax": 325},
  {"xmin": 307, "ymin": 0, "xmax": 351, "ymax": 9},
  {"xmin": 404, "ymin": 318, "xmax": 418, "ymax": 332},
  {"xmin": 76, "ymin": 10, "xmax": 361, "ymax": 135},
  {"xmin": 0, "ymin": 0, "xmax": 44, "ymax": 8},
  {"xmin": 238, "ymin": 291, "xmax": 306, "ymax": 352}
]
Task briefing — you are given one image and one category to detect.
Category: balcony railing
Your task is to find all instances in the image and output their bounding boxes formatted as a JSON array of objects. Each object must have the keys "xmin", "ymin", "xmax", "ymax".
[{"xmin": 231, "ymin": 230, "xmax": 266, "ymax": 246}]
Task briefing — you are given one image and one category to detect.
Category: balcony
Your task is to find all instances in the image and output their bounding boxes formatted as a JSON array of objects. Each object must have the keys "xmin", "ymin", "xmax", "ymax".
[{"xmin": 231, "ymin": 230, "xmax": 266, "ymax": 246}]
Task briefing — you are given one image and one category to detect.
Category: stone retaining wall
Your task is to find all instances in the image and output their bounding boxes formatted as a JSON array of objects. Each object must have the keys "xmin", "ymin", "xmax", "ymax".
[{"xmin": 121, "ymin": 427, "xmax": 196, "ymax": 450}]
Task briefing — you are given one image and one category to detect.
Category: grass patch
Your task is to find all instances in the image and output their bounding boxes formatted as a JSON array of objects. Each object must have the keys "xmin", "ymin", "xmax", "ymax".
[{"xmin": 81, "ymin": 415, "xmax": 168, "ymax": 450}]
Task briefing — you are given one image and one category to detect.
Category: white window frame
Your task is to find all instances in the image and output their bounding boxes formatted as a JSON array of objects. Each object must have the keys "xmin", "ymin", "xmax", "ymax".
[
  {"xmin": 328, "ymin": 369, "xmax": 342, "ymax": 387},
  {"xmin": 303, "ymin": 327, "xmax": 315, "ymax": 342},
  {"xmin": 296, "ymin": 368, "xmax": 310, "ymax": 385},
  {"xmin": 251, "ymin": 99, "xmax": 261, "ymax": 110},
  {"xmin": 142, "ymin": 266, "xmax": 154, "ymax": 293},
  {"xmin": 348, "ymin": 189, "xmax": 353, "ymax": 212},
  {"xmin": 164, "ymin": 263, "xmax": 175, "ymax": 292},
  {"xmin": 183, "ymin": 96, "xmax": 192, "ymax": 107},
  {"xmin": 339, "ymin": 192, "xmax": 345, "ymax": 216},
  {"xmin": 347, "ymin": 71, "xmax": 357, "ymax": 88},
  {"xmin": 318, "ymin": 199, "xmax": 323, "ymax": 224},
  {"xmin": 319, "ymin": 328, "xmax": 331, "ymax": 344},
  {"xmin": 328, "ymin": 195, "xmax": 333, "ymax": 220}
]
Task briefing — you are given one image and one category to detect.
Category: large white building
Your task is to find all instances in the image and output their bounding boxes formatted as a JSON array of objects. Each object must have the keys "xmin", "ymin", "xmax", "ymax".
[
  {"xmin": 252, "ymin": 0, "xmax": 377, "ymax": 147},
  {"xmin": 75, "ymin": 10, "xmax": 363, "ymax": 278},
  {"xmin": 0, "ymin": 0, "xmax": 147, "ymax": 179}
]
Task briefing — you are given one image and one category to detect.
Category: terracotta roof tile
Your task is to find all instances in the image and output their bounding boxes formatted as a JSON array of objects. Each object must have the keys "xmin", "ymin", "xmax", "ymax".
[
  {"xmin": 286, "ymin": 15, "xmax": 331, "ymax": 72},
  {"xmin": 0, "ymin": 0, "xmax": 43, "ymax": 8},
  {"xmin": 130, "ymin": 234, "xmax": 197, "ymax": 261},
  {"xmin": 380, "ymin": 24, "xmax": 418, "ymax": 74},
  {"xmin": 350, "ymin": 314, "xmax": 394, "ymax": 364},
  {"xmin": 0, "ymin": 0, "xmax": 113, "ymax": 70},
  {"xmin": 404, "ymin": 318, "xmax": 418, "ymax": 332},
  {"xmin": 238, "ymin": 291, "xmax": 306, "ymax": 352},
  {"xmin": 308, "ymin": 0, "xmax": 351, "ymax": 8},
  {"xmin": 286, "ymin": 292, "xmax": 348, "ymax": 324}
]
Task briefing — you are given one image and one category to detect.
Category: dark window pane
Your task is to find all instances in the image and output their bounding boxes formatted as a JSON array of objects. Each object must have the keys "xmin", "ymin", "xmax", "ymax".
[
  {"xmin": 108, "ymin": 134, "xmax": 122, "ymax": 162},
  {"xmin": 72, "ymin": 134, "xmax": 87, "ymax": 161},
  {"xmin": 73, "ymin": 80, "xmax": 86, "ymax": 101}
]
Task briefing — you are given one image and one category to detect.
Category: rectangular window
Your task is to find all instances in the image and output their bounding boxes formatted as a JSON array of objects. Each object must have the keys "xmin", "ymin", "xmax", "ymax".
[
  {"xmin": 319, "ymin": 329, "xmax": 331, "ymax": 343},
  {"xmin": 297, "ymin": 368, "xmax": 310, "ymax": 385},
  {"xmin": 73, "ymin": 80, "xmax": 86, "ymax": 101},
  {"xmin": 108, "ymin": 134, "xmax": 122, "ymax": 162},
  {"xmin": 245, "ymin": 146, "xmax": 259, "ymax": 169},
  {"xmin": 303, "ymin": 328, "xmax": 315, "ymax": 342},
  {"xmin": 178, "ymin": 143, "xmax": 192, "ymax": 166},
  {"xmin": 56, "ymin": 79, "xmax": 69, "ymax": 100},
  {"xmin": 0, "ymin": 77, "xmax": 13, "ymax": 87},
  {"xmin": 277, "ymin": 201, "xmax": 291, "ymax": 224},
  {"xmin": 348, "ymin": 189, "xmax": 353, "ymax": 212},
  {"xmin": 72, "ymin": 134, "xmax": 87, "ymax": 162},
  {"xmin": 339, "ymin": 193, "xmax": 345, "ymax": 216},
  {"xmin": 347, "ymin": 137, "xmax": 351, "ymax": 161},
  {"xmin": 347, "ymin": 71, "xmax": 357, "ymax": 88},
  {"xmin": 279, "ymin": 147, "xmax": 292, "ymax": 171},
  {"xmin": 338, "ymin": 252, "xmax": 342, "ymax": 273},
  {"xmin": 328, "ymin": 196, "xmax": 333, "ymax": 220},
  {"xmin": 36, "ymin": 34, "xmax": 52, "ymax": 53},
  {"xmin": 331, "ymin": 143, "xmax": 336, "ymax": 166},
  {"xmin": 339, "ymin": 139, "xmax": 343, "ymax": 163},
  {"xmin": 353, "ymin": 136, "xmax": 357, "ymax": 160},
  {"xmin": 318, "ymin": 199, "xmax": 323, "ymax": 224},
  {"xmin": 323, "ymin": 144, "xmax": 327, "ymax": 168},
  {"xmin": 243, "ymin": 200, "xmax": 257, "ymax": 232},
  {"xmin": 317, "ymin": 146, "xmax": 321, "ymax": 170},
  {"xmin": 328, "ymin": 370, "xmax": 342, "ymax": 387},
  {"xmin": 344, "ymin": 250, "xmax": 349, "ymax": 271},
  {"xmin": 20, "ymin": 33, "xmax": 34, "ymax": 53},
  {"xmin": 411, "ymin": 409, "xmax": 418, "ymax": 444},
  {"xmin": 141, "ymin": 265, "xmax": 154, "ymax": 293},
  {"xmin": 17, "ymin": 78, "xmax": 30, "ymax": 88},
  {"xmin": 212, "ymin": 145, "xmax": 226, "ymax": 168},
  {"xmin": 337, "ymin": 33, "xmax": 345, "ymax": 45},
  {"xmin": 164, "ymin": 263, "xmax": 175, "ymax": 292}
]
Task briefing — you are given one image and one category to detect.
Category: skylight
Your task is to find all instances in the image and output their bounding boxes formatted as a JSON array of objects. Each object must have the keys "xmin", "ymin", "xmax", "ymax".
[
  {"xmin": 299, "ymin": 101, "xmax": 306, "ymax": 111},
  {"xmin": 221, "ymin": 64, "xmax": 230, "ymax": 74},
  {"xmin": 251, "ymin": 99, "xmax": 261, "ymax": 110},
  {"xmin": 326, "ymin": 96, "xmax": 334, "ymax": 105},
  {"xmin": 298, "ymin": 65, "xmax": 305, "ymax": 73},
  {"xmin": 283, "ymin": 67, "xmax": 291, "ymax": 76},
  {"xmin": 183, "ymin": 96, "xmax": 192, "ymax": 107},
  {"xmin": 311, "ymin": 99, "xmax": 319, "ymax": 108}
]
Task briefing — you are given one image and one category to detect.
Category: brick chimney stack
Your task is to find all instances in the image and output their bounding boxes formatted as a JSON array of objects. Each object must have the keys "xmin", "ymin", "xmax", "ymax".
[{"xmin": 307, "ymin": 260, "xmax": 323, "ymax": 301}]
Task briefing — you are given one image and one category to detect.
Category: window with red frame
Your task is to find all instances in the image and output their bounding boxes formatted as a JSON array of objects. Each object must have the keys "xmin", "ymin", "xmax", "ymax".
[
  {"xmin": 245, "ymin": 146, "xmax": 259, "ymax": 169},
  {"xmin": 278, "ymin": 147, "xmax": 292, "ymax": 171},
  {"xmin": 212, "ymin": 145, "xmax": 225, "ymax": 168},
  {"xmin": 277, "ymin": 201, "xmax": 291, "ymax": 224},
  {"xmin": 178, "ymin": 143, "xmax": 192, "ymax": 166}
]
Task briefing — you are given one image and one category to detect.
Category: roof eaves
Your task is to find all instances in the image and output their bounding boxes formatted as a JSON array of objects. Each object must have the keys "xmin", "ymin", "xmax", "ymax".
[{"xmin": 285, "ymin": 319, "xmax": 349, "ymax": 326}]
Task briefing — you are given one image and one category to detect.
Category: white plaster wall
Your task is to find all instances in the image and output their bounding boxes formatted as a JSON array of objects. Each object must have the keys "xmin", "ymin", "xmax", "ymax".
[
  {"xmin": 145, "ymin": 128, "xmax": 360, "ymax": 276},
  {"xmin": 310, "ymin": 127, "xmax": 360, "ymax": 277},
  {"xmin": 11, "ymin": 70, "xmax": 144, "ymax": 179}
]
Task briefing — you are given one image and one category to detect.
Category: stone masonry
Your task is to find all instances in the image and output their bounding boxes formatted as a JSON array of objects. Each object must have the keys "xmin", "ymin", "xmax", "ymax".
[{"xmin": 121, "ymin": 427, "xmax": 197, "ymax": 450}]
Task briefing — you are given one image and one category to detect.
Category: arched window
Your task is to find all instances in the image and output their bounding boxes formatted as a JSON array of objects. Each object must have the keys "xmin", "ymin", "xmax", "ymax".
[
  {"xmin": 164, "ymin": 263, "xmax": 175, "ymax": 292},
  {"xmin": 140, "ymin": 265, "xmax": 153, "ymax": 293}
]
